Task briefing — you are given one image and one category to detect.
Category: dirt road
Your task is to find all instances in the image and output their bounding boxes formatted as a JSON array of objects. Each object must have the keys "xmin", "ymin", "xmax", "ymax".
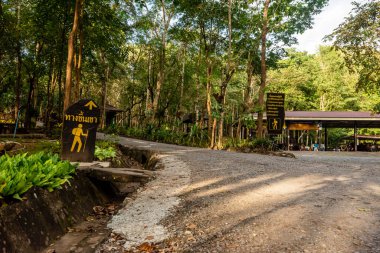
[{"xmin": 99, "ymin": 134, "xmax": 380, "ymax": 253}]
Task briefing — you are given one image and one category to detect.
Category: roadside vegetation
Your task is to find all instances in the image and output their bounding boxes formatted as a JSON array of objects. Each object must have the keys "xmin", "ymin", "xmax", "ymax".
[
  {"xmin": 95, "ymin": 139, "xmax": 117, "ymax": 161},
  {"xmin": 0, "ymin": 152, "xmax": 76, "ymax": 201}
]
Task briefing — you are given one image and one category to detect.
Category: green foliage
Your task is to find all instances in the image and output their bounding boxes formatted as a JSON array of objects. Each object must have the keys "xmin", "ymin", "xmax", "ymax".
[
  {"xmin": 249, "ymin": 138, "xmax": 274, "ymax": 152},
  {"xmin": 105, "ymin": 125, "xmax": 208, "ymax": 148},
  {"xmin": 222, "ymin": 137, "xmax": 243, "ymax": 150},
  {"xmin": 268, "ymin": 46, "xmax": 380, "ymax": 112},
  {"xmin": 0, "ymin": 152, "xmax": 76, "ymax": 200},
  {"xmin": 32, "ymin": 140, "xmax": 61, "ymax": 154},
  {"xmin": 94, "ymin": 146, "xmax": 116, "ymax": 161},
  {"xmin": 327, "ymin": 1, "xmax": 380, "ymax": 92},
  {"xmin": 94, "ymin": 138, "xmax": 118, "ymax": 161}
]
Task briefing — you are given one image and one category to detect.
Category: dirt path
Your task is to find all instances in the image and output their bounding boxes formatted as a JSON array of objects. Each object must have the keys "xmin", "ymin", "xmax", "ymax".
[{"xmin": 98, "ymin": 134, "xmax": 380, "ymax": 253}]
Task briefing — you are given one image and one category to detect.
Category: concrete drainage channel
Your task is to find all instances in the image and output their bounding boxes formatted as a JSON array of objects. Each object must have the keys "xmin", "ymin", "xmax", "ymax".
[
  {"xmin": 0, "ymin": 142, "xmax": 170, "ymax": 253},
  {"xmin": 44, "ymin": 143, "xmax": 163, "ymax": 253},
  {"xmin": 100, "ymin": 150, "xmax": 190, "ymax": 251}
]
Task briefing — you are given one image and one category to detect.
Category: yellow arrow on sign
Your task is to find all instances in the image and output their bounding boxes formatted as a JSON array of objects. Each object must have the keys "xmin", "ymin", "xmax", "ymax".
[{"xmin": 84, "ymin": 101, "xmax": 97, "ymax": 110}]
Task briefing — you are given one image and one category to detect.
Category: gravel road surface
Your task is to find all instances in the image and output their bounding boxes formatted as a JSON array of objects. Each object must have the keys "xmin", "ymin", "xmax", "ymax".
[{"xmin": 98, "ymin": 134, "xmax": 380, "ymax": 253}]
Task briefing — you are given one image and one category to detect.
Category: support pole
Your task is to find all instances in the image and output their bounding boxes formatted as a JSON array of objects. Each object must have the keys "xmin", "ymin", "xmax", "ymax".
[
  {"xmin": 287, "ymin": 129, "xmax": 290, "ymax": 151},
  {"xmin": 324, "ymin": 127, "xmax": 328, "ymax": 151},
  {"xmin": 13, "ymin": 107, "xmax": 23, "ymax": 138},
  {"xmin": 354, "ymin": 122, "xmax": 358, "ymax": 152}
]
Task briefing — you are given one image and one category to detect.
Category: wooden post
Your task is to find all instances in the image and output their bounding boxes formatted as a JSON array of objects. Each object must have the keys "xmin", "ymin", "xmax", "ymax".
[
  {"xmin": 354, "ymin": 122, "xmax": 358, "ymax": 152},
  {"xmin": 287, "ymin": 129, "xmax": 290, "ymax": 151}
]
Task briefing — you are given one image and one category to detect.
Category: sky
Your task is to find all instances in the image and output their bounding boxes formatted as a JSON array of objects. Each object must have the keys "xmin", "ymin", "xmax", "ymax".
[{"xmin": 294, "ymin": 0, "xmax": 368, "ymax": 54}]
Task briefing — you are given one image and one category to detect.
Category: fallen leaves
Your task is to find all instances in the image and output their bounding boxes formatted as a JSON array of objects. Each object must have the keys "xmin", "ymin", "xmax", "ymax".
[
  {"xmin": 93, "ymin": 204, "xmax": 118, "ymax": 216},
  {"xmin": 137, "ymin": 242, "xmax": 155, "ymax": 252},
  {"xmin": 357, "ymin": 207, "xmax": 371, "ymax": 212},
  {"xmin": 145, "ymin": 235, "xmax": 155, "ymax": 240},
  {"xmin": 185, "ymin": 223, "xmax": 197, "ymax": 229}
]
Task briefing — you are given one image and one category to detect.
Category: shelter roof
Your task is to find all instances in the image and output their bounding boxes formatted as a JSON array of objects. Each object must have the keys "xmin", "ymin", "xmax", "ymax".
[
  {"xmin": 254, "ymin": 111, "xmax": 380, "ymax": 128},
  {"xmin": 286, "ymin": 111, "xmax": 380, "ymax": 120},
  {"xmin": 343, "ymin": 135, "xmax": 380, "ymax": 141},
  {"xmin": 103, "ymin": 104, "xmax": 124, "ymax": 113},
  {"xmin": 285, "ymin": 111, "xmax": 380, "ymax": 128}
]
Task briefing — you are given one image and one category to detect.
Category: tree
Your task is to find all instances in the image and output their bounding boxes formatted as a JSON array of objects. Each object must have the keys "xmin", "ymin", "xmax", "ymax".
[
  {"xmin": 268, "ymin": 46, "xmax": 378, "ymax": 112},
  {"xmin": 63, "ymin": 0, "xmax": 83, "ymax": 112},
  {"xmin": 327, "ymin": 1, "xmax": 380, "ymax": 93},
  {"xmin": 255, "ymin": 0, "xmax": 328, "ymax": 137}
]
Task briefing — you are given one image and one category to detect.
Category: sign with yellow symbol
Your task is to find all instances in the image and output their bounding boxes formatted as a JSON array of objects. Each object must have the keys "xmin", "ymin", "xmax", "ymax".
[
  {"xmin": 266, "ymin": 93, "xmax": 285, "ymax": 135},
  {"xmin": 0, "ymin": 113, "xmax": 16, "ymax": 124},
  {"xmin": 61, "ymin": 99, "xmax": 100, "ymax": 162}
]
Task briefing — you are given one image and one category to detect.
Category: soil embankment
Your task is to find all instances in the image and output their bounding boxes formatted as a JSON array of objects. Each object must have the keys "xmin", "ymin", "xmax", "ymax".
[
  {"xmin": 0, "ymin": 172, "xmax": 109, "ymax": 252},
  {"xmin": 0, "ymin": 141, "xmax": 158, "ymax": 253}
]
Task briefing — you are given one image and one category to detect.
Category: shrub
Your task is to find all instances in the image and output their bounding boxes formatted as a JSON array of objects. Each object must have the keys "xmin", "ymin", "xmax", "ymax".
[
  {"xmin": 0, "ymin": 152, "xmax": 76, "ymax": 200},
  {"xmin": 249, "ymin": 138, "xmax": 273, "ymax": 152},
  {"xmin": 33, "ymin": 140, "xmax": 61, "ymax": 154},
  {"xmin": 94, "ymin": 146, "xmax": 116, "ymax": 161}
]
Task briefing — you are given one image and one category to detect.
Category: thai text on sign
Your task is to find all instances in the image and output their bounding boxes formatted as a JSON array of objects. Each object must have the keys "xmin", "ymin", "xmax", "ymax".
[
  {"xmin": 61, "ymin": 99, "xmax": 100, "ymax": 162},
  {"xmin": 0, "ymin": 113, "xmax": 15, "ymax": 124},
  {"xmin": 266, "ymin": 93, "xmax": 285, "ymax": 134}
]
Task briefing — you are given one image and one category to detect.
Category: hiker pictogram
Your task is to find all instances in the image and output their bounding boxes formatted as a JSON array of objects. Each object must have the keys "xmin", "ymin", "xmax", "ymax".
[
  {"xmin": 272, "ymin": 118, "xmax": 278, "ymax": 129},
  {"xmin": 70, "ymin": 124, "xmax": 88, "ymax": 152}
]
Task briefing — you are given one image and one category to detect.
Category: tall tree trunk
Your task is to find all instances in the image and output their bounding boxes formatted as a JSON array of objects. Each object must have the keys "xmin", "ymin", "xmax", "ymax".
[
  {"xmin": 152, "ymin": 0, "xmax": 169, "ymax": 121},
  {"xmin": 25, "ymin": 42, "xmax": 42, "ymax": 130},
  {"xmin": 216, "ymin": 0, "xmax": 234, "ymax": 148},
  {"xmin": 47, "ymin": 71, "xmax": 58, "ymax": 131},
  {"xmin": 63, "ymin": 0, "xmax": 83, "ymax": 112},
  {"xmin": 58, "ymin": 0, "xmax": 70, "ymax": 119},
  {"xmin": 15, "ymin": 1, "xmax": 21, "ymax": 119},
  {"xmin": 206, "ymin": 55, "xmax": 213, "ymax": 147},
  {"xmin": 73, "ymin": 8, "xmax": 84, "ymax": 102},
  {"xmin": 244, "ymin": 51, "xmax": 254, "ymax": 110},
  {"xmin": 101, "ymin": 77, "xmax": 107, "ymax": 129},
  {"xmin": 237, "ymin": 118, "xmax": 242, "ymax": 140},
  {"xmin": 257, "ymin": 0, "xmax": 270, "ymax": 138},
  {"xmin": 195, "ymin": 37, "xmax": 202, "ymax": 126},
  {"xmin": 217, "ymin": 99, "xmax": 226, "ymax": 148},
  {"xmin": 178, "ymin": 44, "xmax": 186, "ymax": 112},
  {"xmin": 33, "ymin": 77, "xmax": 38, "ymax": 109},
  {"xmin": 146, "ymin": 50, "xmax": 151, "ymax": 112},
  {"xmin": 211, "ymin": 118, "xmax": 217, "ymax": 149},
  {"xmin": 99, "ymin": 51, "xmax": 109, "ymax": 129},
  {"xmin": 45, "ymin": 55, "xmax": 54, "ymax": 128},
  {"xmin": 25, "ymin": 76, "xmax": 35, "ymax": 130}
]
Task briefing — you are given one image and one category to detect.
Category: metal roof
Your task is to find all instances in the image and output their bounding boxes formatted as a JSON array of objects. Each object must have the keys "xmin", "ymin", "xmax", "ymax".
[
  {"xmin": 284, "ymin": 111, "xmax": 380, "ymax": 128},
  {"xmin": 286, "ymin": 111, "xmax": 380, "ymax": 120},
  {"xmin": 255, "ymin": 111, "xmax": 380, "ymax": 128},
  {"xmin": 103, "ymin": 104, "xmax": 124, "ymax": 112},
  {"xmin": 343, "ymin": 135, "xmax": 380, "ymax": 140}
]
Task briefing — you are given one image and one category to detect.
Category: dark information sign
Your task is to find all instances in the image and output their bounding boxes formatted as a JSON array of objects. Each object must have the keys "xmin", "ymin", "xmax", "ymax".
[
  {"xmin": 0, "ymin": 113, "xmax": 15, "ymax": 124},
  {"xmin": 61, "ymin": 99, "xmax": 100, "ymax": 162},
  {"xmin": 266, "ymin": 93, "xmax": 285, "ymax": 135}
]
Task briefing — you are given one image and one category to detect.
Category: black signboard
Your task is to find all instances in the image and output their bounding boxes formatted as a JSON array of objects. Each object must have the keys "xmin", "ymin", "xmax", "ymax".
[
  {"xmin": 61, "ymin": 99, "xmax": 100, "ymax": 162},
  {"xmin": 266, "ymin": 93, "xmax": 285, "ymax": 135},
  {"xmin": 0, "ymin": 113, "xmax": 15, "ymax": 124}
]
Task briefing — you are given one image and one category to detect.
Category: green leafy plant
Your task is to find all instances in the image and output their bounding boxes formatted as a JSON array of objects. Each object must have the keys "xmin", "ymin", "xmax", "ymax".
[
  {"xmin": 249, "ymin": 138, "xmax": 273, "ymax": 152},
  {"xmin": 0, "ymin": 152, "xmax": 76, "ymax": 201},
  {"xmin": 33, "ymin": 140, "xmax": 61, "ymax": 154},
  {"xmin": 95, "ymin": 146, "xmax": 116, "ymax": 161}
]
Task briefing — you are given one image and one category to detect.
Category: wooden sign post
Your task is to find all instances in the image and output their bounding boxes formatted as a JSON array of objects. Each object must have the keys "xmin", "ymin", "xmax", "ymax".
[
  {"xmin": 61, "ymin": 99, "xmax": 100, "ymax": 162},
  {"xmin": 266, "ymin": 93, "xmax": 285, "ymax": 135}
]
